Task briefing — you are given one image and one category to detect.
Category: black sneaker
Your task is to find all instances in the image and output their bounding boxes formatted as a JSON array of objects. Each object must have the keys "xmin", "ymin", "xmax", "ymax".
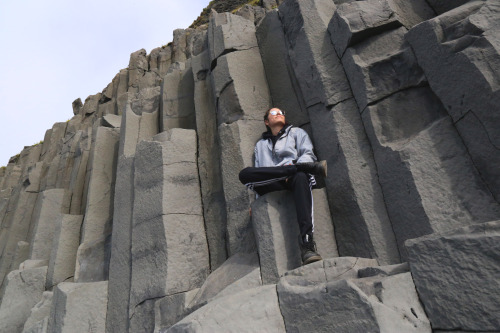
[
  {"xmin": 296, "ymin": 160, "xmax": 327, "ymax": 178},
  {"xmin": 299, "ymin": 236, "xmax": 322, "ymax": 265}
]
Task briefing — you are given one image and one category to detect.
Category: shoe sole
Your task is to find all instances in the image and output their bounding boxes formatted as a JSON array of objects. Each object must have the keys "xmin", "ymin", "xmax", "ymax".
[
  {"xmin": 303, "ymin": 255, "xmax": 322, "ymax": 265},
  {"xmin": 319, "ymin": 160, "xmax": 327, "ymax": 178}
]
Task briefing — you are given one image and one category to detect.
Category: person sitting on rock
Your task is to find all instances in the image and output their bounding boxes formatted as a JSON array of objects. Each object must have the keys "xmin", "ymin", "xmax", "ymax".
[{"xmin": 239, "ymin": 107, "xmax": 327, "ymax": 265}]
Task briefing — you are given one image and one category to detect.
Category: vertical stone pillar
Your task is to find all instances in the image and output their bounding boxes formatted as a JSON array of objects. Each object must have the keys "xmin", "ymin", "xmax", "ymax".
[
  {"xmin": 129, "ymin": 129, "xmax": 209, "ymax": 328},
  {"xmin": 106, "ymin": 85, "xmax": 160, "ymax": 333},
  {"xmin": 161, "ymin": 61, "xmax": 196, "ymax": 131},
  {"xmin": 208, "ymin": 12, "xmax": 271, "ymax": 256},
  {"xmin": 46, "ymin": 214, "xmax": 83, "ymax": 289},
  {"xmin": 279, "ymin": 0, "xmax": 400, "ymax": 264},
  {"xmin": 30, "ymin": 189, "xmax": 69, "ymax": 261},
  {"xmin": 192, "ymin": 50, "xmax": 228, "ymax": 270},
  {"xmin": 75, "ymin": 126, "xmax": 119, "ymax": 282}
]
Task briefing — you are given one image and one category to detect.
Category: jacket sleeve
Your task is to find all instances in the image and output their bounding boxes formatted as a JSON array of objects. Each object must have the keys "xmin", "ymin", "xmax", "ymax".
[
  {"xmin": 254, "ymin": 144, "xmax": 260, "ymax": 168},
  {"xmin": 294, "ymin": 129, "xmax": 317, "ymax": 164}
]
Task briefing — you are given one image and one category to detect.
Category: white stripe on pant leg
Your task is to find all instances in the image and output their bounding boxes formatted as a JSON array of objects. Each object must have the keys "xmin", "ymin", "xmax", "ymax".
[
  {"xmin": 309, "ymin": 181, "xmax": 314, "ymax": 234},
  {"xmin": 244, "ymin": 176, "xmax": 289, "ymax": 188}
]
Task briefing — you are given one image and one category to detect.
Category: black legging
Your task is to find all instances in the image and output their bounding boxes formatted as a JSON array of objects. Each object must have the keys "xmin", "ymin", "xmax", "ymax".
[{"xmin": 239, "ymin": 166, "xmax": 314, "ymax": 241}]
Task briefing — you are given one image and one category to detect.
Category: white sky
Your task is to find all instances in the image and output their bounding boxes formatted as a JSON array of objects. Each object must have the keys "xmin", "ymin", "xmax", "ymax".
[{"xmin": 0, "ymin": 0, "xmax": 209, "ymax": 167}]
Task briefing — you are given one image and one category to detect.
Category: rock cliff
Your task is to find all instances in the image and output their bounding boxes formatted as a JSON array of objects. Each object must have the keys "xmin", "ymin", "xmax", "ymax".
[{"xmin": 0, "ymin": 0, "xmax": 499, "ymax": 332}]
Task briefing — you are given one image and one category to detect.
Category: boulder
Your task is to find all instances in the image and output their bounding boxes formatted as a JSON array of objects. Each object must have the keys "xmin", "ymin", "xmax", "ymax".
[
  {"xmin": 71, "ymin": 98, "xmax": 82, "ymax": 116},
  {"xmin": 47, "ymin": 281, "xmax": 108, "ymax": 333},
  {"xmin": 165, "ymin": 285, "xmax": 286, "ymax": 333},
  {"xmin": 251, "ymin": 190, "xmax": 338, "ymax": 284},
  {"xmin": 0, "ymin": 266, "xmax": 47, "ymax": 333},
  {"xmin": 405, "ymin": 0, "xmax": 500, "ymax": 201},
  {"xmin": 406, "ymin": 221, "xmax": 500, "ymax": 331}
]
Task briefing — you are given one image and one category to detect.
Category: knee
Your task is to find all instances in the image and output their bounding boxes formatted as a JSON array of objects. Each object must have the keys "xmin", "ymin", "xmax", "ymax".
[
  {"xmin": 239, "ymin": 167, "xmax": 253, "ymax": 184},
  {"xmin": 294, "ymin": 171, "xmax": 308, "ymax": 182}
]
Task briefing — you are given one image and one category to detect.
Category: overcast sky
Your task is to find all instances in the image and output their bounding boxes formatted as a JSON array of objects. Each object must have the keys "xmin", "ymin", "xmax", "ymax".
[{"xmin": 0, "ymin": 0, "xmax": 209, "ymax": 167}]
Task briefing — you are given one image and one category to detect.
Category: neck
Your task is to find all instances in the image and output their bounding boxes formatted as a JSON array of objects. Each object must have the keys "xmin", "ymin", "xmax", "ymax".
[{"xmin": 270, "ymin": 124, "xmax": 284, "ymax": 136}]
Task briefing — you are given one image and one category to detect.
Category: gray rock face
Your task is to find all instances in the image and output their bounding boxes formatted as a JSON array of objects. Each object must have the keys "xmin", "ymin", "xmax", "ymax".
[
  {"xmin": 161, "ymin": 62, "xmax": 196, "ymax": 130},
  {"xmin": 128, "ymin": 49, "xmax": 149, "ymax": 89},
  {"xmin": 130, "ymin": 129, "xmax": 209, "ymax": 323},
  {"xmin": 279, "ymin": 0, "xmax": 352, "ymax": 108},
  {"xmin": 22, "ymin": 291, "xmax": 52, "ymax": 333},
  {"xmin": 46, "ymin": 215, "xmax": 82, "ymax": 289},
  {"xmin": 256, "ymin": 11, "xmax": 309, "ymax": 127},
  {"xmin": 30, "ymin": 189, "xmax": 68, "ymax": 261},
  {"xmin": 341, "ymin": 27, "xmax": 426, "ymax": 110},
  {"xmin": 208, "ymin": 12, "xmax": 259, "ymax": 62},
  {"xmin": 80, "ymin": 126, "xmax": 119, "ymax": 244},
  {"xmin": 1, "ymin": 1, "xmax": 500, "ymax": 332},
  {"xmin": 251, "ymin": 190, "xmax": 338, "ymax": 284},
  {"xmin": 278, "ymin": 268, "xmax": 430, "ymax": 333},
  {"xmin": 105, "ymin": 156, "xmax": 134, "ymax": 333},
  {"xmin": 362, "ymin": 87, "xmax": 500, "ymax": 258},
  {"xmin": 191, "ymin": 51, "xmax": 227, "ymax": 270},
  {"xmin": 166, "ymin": 285, "xmax": 286, "ymax": 333},
  {"xmin": 406, "ymin": 221, "xmax": 500, "ymax": 331},
  {"xmin": 211, "ymin": 48, "xmax": 271, "ymax": 125},
  {"xmin": 307, "ymin": 100, "xmax": 400, "ymax": 264},
  {"xmin": 405, "ymin": 0, "xmax": 500, "ymax": 202},
  {"xmin": 0, "ymin": 266, "xmax": 47, "ymax": 333},
  {"xmin": 74, "ymin": 234, "xmax": 111, "ymax": 283},
  {"xmin": 330, "ymin": 0, "xmax": 433, "ymax": 57},
  {"xmin": 189, "ymin": 252, "xmax": 261, "ymax": 309},
  {"xmin": 425, "ymin": 0, "xmax": 473, "ymax": 14},
  {"xmin": 47, "ymin": 281, "xmax": 108, "ymax": 333},
  {"xmin": 155, "ymin": 288, "xmax": 200, "ymax": 331},
  {"xmin": 218, "ymin": 120, "xmax": 264, "ymax": 256}
]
